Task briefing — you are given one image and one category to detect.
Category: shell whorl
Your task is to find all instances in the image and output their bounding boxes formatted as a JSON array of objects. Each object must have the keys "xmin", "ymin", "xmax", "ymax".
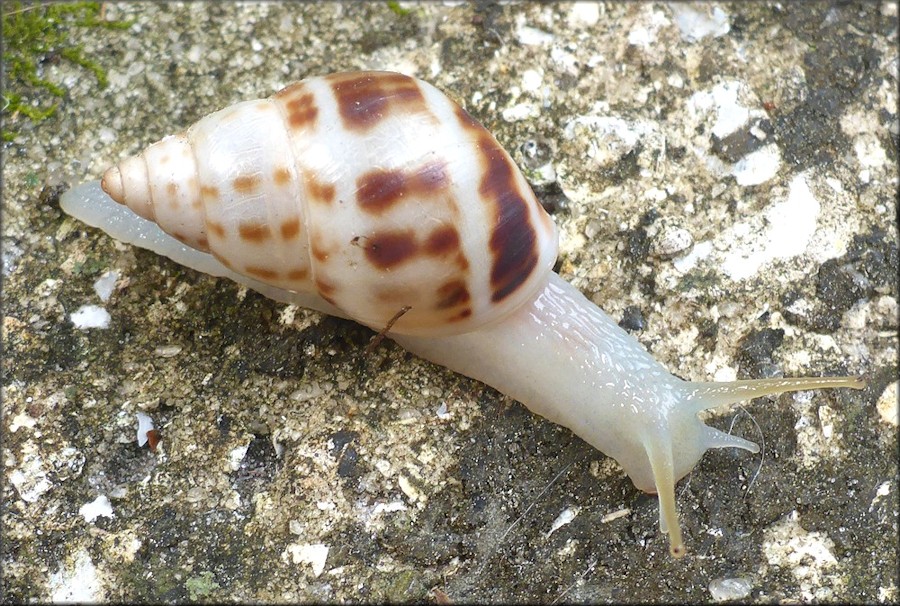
[{"xmin": 101, "ymin": 71, "xmax": 558, "ymax": 336}]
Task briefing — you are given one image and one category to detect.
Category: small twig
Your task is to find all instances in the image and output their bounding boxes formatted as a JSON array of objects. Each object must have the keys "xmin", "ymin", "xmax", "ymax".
[
  {"xmin": 364, "ymin": 305, "xmax": 411, "ymax": 355},
  {"xmin": 487, "ymin": 27, "xmax": 505, "ymax": 46},
  {"xmin": 498, "ymin": 461, "xmax": 573, "ymax": 545},
  {"xmin": 2, "ymin": 2, "xmax": 50, "ymax": 17},
  {"xmin": 473, "ymin": 460, "xmax": 575, "ymax": 581},
  {"xmin": 552, "ymin": 557, "xmax": 598, "ymax": 605}
]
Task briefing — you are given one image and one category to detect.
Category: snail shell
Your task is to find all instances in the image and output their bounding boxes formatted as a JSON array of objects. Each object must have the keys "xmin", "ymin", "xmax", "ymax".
[{"xmin": 100, "ymin": 71, "xmax": 557, "ymax": 337}]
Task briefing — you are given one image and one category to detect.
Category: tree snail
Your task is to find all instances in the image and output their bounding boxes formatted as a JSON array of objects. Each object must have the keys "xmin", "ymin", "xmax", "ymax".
[{"xmin": 60, "ymin": 71, "xmax": 864, "ymax": 558}]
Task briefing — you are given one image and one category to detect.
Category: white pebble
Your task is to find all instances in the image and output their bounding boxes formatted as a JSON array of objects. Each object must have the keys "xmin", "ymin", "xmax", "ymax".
[
  {"xmin": 98, "ymin": 127, "xmax": 117, "ymax": 144},
  {"xmin": 93, "ymin": 270, "xmax": 119, "ymax": 302},
  {"xmin": 568, "ymin": 2, "xmax": 600, "ymax": 27},
  {"xmin": 732, "ymin": 144, "xmax": 782, "ymax": 186},
  {"xmin": 9, "ymin": 454, "xmax": 52, "ymax": 502},
  {"xmin": 709, "ymin": 576, "xmax": 753, "ymax": 601},
  {"xmin": 229, "ymin": 444, "xmax": 249, "ymax": 470},
  {"xmin": 517, "ymin": 24, "xmax": 554, "ymax": 46},
  {"xmin": 154, "ymin": 344, "xmax": 182, "ymax": 358},
  {"xmin": 284, "ymin": 543, "xmax": 329, "ymax": 577},
  {"xmin": 79, "ymin": 495, "xmax": 114, "ymax": 523},
  {"xmin": 671, "ymin": 4, "xmax": 730, "ymax": 42},
  {"xmin": 48, "ymin": 551, "xmax": 101, "ymax": 603},
  {"xmin": 652, "ymin": 226, "xmax": 694, "ymax": 258},
  {"xmin": 70, "ymin": 305, "xmax": 110, "ymax": 329},
  {"xmin": 521, "ymin": 69, "xmax": 543, "ymax": 93},
  {"xmin": 502, "ymin": 102, "xmax": 539, "ymax": 122},
  {"xmin": 187, "ymin": 44, "xmax": 203, "ymax": 63},
  {"xmin": 547, "ymin": 506, "xmax": 579, "ymax": 536},
  {"xmin": 135, "ymin": 412, "xmax": 155, "ymax": 447},
  {"xmin": 876, "ymin": 382, "xmax": 898, "ymax": 426}
]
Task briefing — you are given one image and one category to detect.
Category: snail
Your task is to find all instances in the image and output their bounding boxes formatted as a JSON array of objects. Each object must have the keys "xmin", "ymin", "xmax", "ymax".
[{"xmin": 60, "ymin": 71, "xmax": 864, "ymax": 558}]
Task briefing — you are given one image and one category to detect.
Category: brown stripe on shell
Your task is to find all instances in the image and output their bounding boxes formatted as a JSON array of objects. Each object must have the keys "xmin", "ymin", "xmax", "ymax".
[
  {"xmin": 286, "ymin": 268, "xmax": 308, "ymax": 280},
  {"xmin": 356, "ymin": 170, "xmax": 403, "ymax": 213},
  {"xmin": 311, "ymin": 241, "xmax": 330, "ymax": 262},
  {"xmin": 273, "ymin": 166, "xmax": 292, "ymax": 186},
  {"xmin": 304, "ymin": 171, "xmax": 336, "ymax": 204},
  {"xmin": 314, "ymin": 277, "xmax": 338, "ymax": 305},
  {"xmin": 207, "ymin": 221, "xmax": 226, "ymax": 238},
  {"xmin": 424, "ymin": 225, "xmax": 460, "ymax": 256},
  {"xmin": 286, "ymin": 93, "xmax": 318, "ymax": 130},
  {"xmin": 364, "ymin": 230, "xmax": 418, "ymax": 270},
  {"xmin": 200, "ymin": 185, "xmax": 220, "ymax": 200},
  {"xmin": 449, "ymin": 308, "xmax": 472, "ymax": 321},
  {"xmin": 474, "ymin": 132, "xmax": 540, "ymax": 303},
  {"xmin": 435, "ymin": 279, "xmax": 470, "ymax": 309},
  {"xmin": 211, "ymin": 251, "xmax": 234, "ymax": 270},
  {"xmin": 328, "ymin": 72, "xmax": 431, "ymax": 131},
  {"xmin": 315, "ymin": 276, "xmax": 336, "ymax": 295},
  {"xmin": 238, "ymin": 221, "xmax": 272, "ymax": 242},
  {"xmin": 273, "ymin": 83, "xmax": 318, "ymax": 130},
  {"xmin": 233, "ymin": 174, "xmax": 261, "ymax": 194},
  {"xmin": 454, "ymin": 105, "xmax": 483, "ymax": 132},
  {"xmin": 245, "ymin": 266, "xmax": 279, "ymax": 280},
  {"xmin": 280, "ymin": 218, "xmax": 301, "ymax": 240},
  {"xmin": 355, "ymin": 161, "xmax": 449, "ymax": 214}
]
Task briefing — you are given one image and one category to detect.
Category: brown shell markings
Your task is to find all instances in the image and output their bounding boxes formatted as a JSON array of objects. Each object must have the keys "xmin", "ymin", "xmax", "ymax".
[{"xmin": 98, "ymin": 72, "xmax": 557, "ymax": 336}]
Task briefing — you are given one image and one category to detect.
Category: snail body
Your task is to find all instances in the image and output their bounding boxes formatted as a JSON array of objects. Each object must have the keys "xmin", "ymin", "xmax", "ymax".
[{"xmin": 60, "ymin": 71, "xmax": 863, "ymax": 558}]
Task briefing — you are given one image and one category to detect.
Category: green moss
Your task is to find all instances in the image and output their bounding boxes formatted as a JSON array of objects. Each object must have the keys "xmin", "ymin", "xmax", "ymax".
[
  {"xmin": 72, "ymin": 256, "xmax": 106, "ymax": 277},
  {"xmin": 1, "ymin": 1, "xmax": 132, "ymax": 142},
  {"xmin": 185, "ymin": 571, "xmax": 220, "ymax": 601},
  {"xmin": 386, "ymin": 1, "xmax": 412, "ymax": 17},
  {"xmin": 372, "ymin": 569, "xmax": 427, "ymax": 601}
]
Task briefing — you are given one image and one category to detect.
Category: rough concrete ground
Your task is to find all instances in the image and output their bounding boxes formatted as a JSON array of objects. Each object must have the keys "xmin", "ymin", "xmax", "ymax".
[{"xmin": 2, "ymin": 2, "xmax": 897, "ymax": 603}]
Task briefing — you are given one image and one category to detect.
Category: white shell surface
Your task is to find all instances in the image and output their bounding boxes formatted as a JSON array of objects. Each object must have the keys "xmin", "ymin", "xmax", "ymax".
[{"xmin": 102, "ymin": 71, "xmax": 559, "ymax": 336}]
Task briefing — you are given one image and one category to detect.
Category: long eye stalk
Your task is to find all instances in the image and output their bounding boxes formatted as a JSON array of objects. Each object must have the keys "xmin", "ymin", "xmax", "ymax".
[{"xmin": 649, "ymin": 374, "xmax": 865, "ymax": 558}]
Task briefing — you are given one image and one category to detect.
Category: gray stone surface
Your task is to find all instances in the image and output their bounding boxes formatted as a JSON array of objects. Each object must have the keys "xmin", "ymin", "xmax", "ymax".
[{"xmin": 3, "ymin": 2, "xmax": 897, "ymax": 602}]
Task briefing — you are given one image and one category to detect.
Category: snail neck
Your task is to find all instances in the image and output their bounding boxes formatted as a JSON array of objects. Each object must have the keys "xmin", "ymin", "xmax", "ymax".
[
  {"xmin": 391, "ymin": 272, "xmax": 675, "ymax": 458},
  {"xmin": 392, "ymin": 272, "xmax": 697, "ymax": 558}
]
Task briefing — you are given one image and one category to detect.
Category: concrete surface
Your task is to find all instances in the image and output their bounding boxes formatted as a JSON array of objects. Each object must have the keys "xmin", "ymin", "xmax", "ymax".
[{"xmin": 3, "ymin": 2, "xmax": 897, "ymax": 602}]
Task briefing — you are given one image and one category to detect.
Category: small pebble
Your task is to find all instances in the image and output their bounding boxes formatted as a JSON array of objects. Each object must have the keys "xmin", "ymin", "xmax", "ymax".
[
  {"xmin": 876, "ymin": 381, "xmax": 898, "ymax": 426},
  {"xmin": 709, "ymin": 576, "xmax": 753, "ymax": 601},
  {"xmin": 93, "ymin": 270, "xmax": 119, "ymax": 302},
  {"xmin": 70, "ymin": 305, "xmax": 110, "ymax": 329},
  {"xmin": 651, "ymin": 225, "xmax": 694, "ymax": 258},
  {"xmin": 79, "ymin": 495, "xmax": 114, "ymax": 523},
  {"xmin": 154, "ymin": 344, "xmax": 182, "ymax": 358},
  {"xmin": 135, "ymin": 412, "xmax": 155, "ymax": 446}
]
